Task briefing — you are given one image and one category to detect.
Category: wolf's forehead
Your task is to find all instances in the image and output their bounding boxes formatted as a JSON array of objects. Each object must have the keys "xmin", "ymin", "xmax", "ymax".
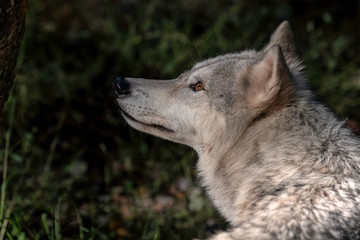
[{"xmin": 192, "ymin": 50, "xmax": 257, "ymax": 72}]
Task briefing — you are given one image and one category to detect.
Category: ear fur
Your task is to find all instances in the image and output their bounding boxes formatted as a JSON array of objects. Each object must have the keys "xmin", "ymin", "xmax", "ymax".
[
  {"xmin": 263, "ymin": 21, "xmax": 297, "ymax": 64},
  {"xmin": 246, "ymin": 45, "xmax": 294, "ymax": 107}
]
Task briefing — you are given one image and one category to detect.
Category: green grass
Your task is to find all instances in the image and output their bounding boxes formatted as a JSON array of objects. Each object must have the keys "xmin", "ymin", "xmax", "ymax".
[{"xmin": 0, "ymin": 0, "xmax": 359, "ymax": 239}]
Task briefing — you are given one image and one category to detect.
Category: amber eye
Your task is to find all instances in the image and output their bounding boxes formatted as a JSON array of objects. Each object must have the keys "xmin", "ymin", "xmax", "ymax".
[{"xmin": 194, "ymin": 82, "xmax": 204, "ymax": 91}]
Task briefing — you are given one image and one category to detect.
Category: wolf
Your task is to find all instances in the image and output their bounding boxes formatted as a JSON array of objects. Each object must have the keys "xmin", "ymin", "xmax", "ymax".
[{"xmin": 114, "ymin": 21, "xmax": 360, "ymax": 239}]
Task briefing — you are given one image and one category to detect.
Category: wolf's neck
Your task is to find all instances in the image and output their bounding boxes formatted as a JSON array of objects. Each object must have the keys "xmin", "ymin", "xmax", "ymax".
[
  {"xmin": 196, "ymin": 108, "xmax": 282, "ymax": 224},
  {"xmin": 196, "ymin": 100, "xmax": 358, "ymax": 225}
]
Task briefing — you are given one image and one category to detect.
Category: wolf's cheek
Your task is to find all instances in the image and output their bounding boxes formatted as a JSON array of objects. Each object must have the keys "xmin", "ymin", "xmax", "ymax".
[{"xmin": 192, "ymin": 109, "xmax": 227, "ymax": 149}]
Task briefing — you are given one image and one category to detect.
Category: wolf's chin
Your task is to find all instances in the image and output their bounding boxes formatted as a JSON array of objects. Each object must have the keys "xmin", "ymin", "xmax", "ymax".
[{"xmin": 121, "ymin": 110, "xmax": 174, "ymax": 133}]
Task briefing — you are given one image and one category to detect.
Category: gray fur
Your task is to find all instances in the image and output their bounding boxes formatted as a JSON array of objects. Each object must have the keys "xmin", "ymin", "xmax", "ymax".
[{"xmin": 115, "ymin": 21, "xmax": 360, "ymax": 239}]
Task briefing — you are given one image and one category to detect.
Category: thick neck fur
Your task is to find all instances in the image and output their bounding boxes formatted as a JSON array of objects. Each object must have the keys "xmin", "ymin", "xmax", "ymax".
[{"xmin": 197, "ymin": 93, "xmax": 360, "ymax": 225}]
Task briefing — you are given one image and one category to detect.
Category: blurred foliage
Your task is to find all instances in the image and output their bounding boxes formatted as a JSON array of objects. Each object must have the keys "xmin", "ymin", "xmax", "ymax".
[{"xmin": 0, "ymin": 0, "xmax": 359, "ymax": 239}]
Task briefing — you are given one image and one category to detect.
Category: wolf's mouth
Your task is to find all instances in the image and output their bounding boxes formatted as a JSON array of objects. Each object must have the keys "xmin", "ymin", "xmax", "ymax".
[{"xmin": 122, "ymin": 110, "xmax": 174, "ymax": 133}]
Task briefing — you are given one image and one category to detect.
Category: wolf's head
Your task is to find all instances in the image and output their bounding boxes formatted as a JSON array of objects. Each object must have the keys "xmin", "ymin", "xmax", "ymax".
[{"xmin": 114, "ymin": 21, "xmax": 304, "ymax": 153}]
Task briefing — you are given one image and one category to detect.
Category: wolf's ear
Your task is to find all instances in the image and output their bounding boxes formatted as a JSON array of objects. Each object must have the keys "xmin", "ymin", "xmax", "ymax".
[
  {"xmin": 263, "ymin": 21, "xmax": 297, "ymax": 62},
  {"xmin": 246, "ymin": 45, "xmax": 294, "ymax": 106}
]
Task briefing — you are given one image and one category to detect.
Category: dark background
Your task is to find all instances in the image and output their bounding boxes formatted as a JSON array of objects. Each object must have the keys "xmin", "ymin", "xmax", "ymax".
[{"xmin": 0, "ymin": 0, "xmax": 359, "ymax": 239}]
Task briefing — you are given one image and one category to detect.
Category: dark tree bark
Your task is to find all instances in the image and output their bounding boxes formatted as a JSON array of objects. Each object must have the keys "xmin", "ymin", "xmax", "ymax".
[{"xmin": 0, "ymin": 0, "xmax": 27, "ymax": 115}]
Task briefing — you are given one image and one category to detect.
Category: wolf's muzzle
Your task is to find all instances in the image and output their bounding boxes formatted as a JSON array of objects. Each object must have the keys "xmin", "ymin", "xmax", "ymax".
[{"xmin": 113, "ymin": 77, "xmax": 131, "ymax": 98}]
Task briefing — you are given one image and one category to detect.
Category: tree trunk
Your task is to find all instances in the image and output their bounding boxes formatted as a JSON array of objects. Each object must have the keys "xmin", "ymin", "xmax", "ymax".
[{"xmin": 0, "ymin": 0, "xmax": 27, "ymax": 115}]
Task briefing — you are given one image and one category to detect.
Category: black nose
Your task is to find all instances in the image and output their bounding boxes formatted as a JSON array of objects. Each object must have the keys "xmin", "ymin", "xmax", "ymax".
[{"xmin": 113, "ymin": 77, "xmax": 131, "ymax": 97}]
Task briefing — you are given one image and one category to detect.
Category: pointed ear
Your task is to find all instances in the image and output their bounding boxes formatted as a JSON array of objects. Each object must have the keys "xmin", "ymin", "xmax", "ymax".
[
  {"xmin": 246, "ymin": 45, "xmax": 293, "ymax": 106},
  {"xmin": 263, "ymin": 21, "xmax": 297, "ymax": 62}
]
